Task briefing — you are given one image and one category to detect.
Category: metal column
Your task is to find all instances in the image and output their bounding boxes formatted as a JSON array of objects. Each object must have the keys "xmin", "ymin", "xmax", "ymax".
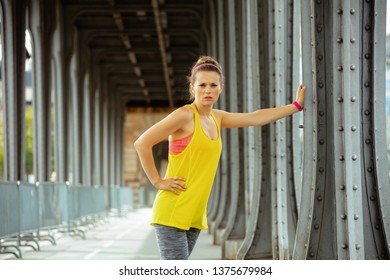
[
  {"xmin": 209, "ymin": 0, "xmax": 228, "ymax": 240},
  {"xmin": 222, "ymin": 0, "xmax": 246, "ymax": 260},
  {"xmin": 236, "ymin": 0, "xmax": 262, "ymax": 260},
  {"xmin": 293, "ymin": 0, "xmax": 390, "ymax": 260},
  {"xmin": 30, "ymin": 0, "xmax": 57, "ymax": 182},
  {"xmin": 52, "ymin": 0, "xmax": 69, "ymax": 183},
  {"xmin": 1, "ymin": 0, "xmax": 27, "ymax": 181},
  {"xmin": 207, "ymin": 0, "xmax": 222, "ymax": 230}
]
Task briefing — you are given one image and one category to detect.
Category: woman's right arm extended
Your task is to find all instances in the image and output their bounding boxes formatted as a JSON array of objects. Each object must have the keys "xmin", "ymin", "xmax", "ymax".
[{"xmin": 133, "ymin": 107, "xmax": 191, "ymax": 195}]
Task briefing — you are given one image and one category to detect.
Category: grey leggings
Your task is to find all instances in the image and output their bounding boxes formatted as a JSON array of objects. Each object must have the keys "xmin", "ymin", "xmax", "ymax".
[{"xmin": 154, "ymin": 224, "xmax": 201, "ymax": 260}]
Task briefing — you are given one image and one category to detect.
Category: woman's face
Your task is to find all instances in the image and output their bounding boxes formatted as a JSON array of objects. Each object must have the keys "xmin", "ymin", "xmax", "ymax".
[{"xmin": 191, "ymin": 71, "xmax": 223, "ymax": 106}]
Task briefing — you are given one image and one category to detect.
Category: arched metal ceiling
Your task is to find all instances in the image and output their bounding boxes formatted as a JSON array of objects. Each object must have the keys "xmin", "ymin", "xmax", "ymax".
[{"xmin": 62, "ymin": 0, "xmax": 207, "ymax": 108}]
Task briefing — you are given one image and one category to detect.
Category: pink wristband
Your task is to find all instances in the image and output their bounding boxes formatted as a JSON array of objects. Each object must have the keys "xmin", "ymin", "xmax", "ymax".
[{"xmin": 293, "ymin": 101, "xmax": 303, "ymax": 111}]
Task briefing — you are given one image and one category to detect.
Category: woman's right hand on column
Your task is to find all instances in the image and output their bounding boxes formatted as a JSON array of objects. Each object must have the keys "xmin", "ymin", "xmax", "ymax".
[{"xmin": 295, "ymin": 84, "xmax": 306, "ymax": 108}]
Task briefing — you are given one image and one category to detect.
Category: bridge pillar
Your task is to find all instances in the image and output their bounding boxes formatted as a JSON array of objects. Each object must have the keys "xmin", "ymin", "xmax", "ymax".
[
  {"xmin": 293, "ymin": 0, "xmax": 390, "ymax": 260},
  {"xmin": 1, "ymin": 0, "xmax": 28, "ymax": 181}
]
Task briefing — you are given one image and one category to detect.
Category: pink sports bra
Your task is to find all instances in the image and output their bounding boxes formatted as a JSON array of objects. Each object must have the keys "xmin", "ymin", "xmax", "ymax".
[{"xmin": 169, "ymin": 133, "xmax": 193, "ymax": 154}]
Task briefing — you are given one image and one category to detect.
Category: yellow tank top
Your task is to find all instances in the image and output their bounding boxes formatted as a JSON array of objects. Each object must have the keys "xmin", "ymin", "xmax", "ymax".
[{"xmin": 151, "ymin": 104, "xmax": 222, "ymax": 230}]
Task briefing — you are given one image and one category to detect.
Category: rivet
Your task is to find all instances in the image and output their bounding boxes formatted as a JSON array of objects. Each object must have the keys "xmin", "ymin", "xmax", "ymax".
[
  {"xmin": 364, "ymin": 81, "xmax": 370, "ymax": 87},
  {"xmin": 337, "ymin": 65, "xmax": 343, "ymax": 71},
  {"xmin": 341, "ymin": 214, "xmax": 347, "ymax": 220},
  {"xmin": 337, "ymin": 37, "xmax": 343, "ymax": 43},
  {"xmin": 338, "ymin": 126, "xmax": 344, "ymax": 131},
  {"xmin": 375, "ymin": 224, "xmax": 380, "ymax": 229},
  {"xmin": 365, "ymin": 25, "xmax": 371, "ymax": 31},
  {"xmin": 341, "ymin": 244, "xmax": 348, "ymax": 249},
  {"xmin": 340, "ymin": 185, "xmax": 345, "ymax": 190},
  {"xmin": 350, "ymin": 65, "xmax": 356, "ymax": 70},
  {"xmin": 356, "ymin": 244, "xmax": 361, "ymax": 250},
  {"xmin": 339, "ymin": 155, "xmax": 344, "ymax": 161},
  {"xmin": 350, "ymin": 38, "xmax": 356, "ymax": 43},
  {"xmin": 351, "ymin": 125, "xmax": 357, "ymax": 131},
  {"xmin": 367, "ymin": 167, "xmax": 373, "ymax": 172},
  {"xmin": 309, "ymin": 252, "xmax": 315, "ymax": 257},
  {"xmin": 314, "ymin": 224, "xmax": 320, "ymax": 230},
  {"xmin": 350, "ymin": 9, "xmax": 356, "ymax": 14},
  {"xmin": 352, "ymin": 155, "xmax": 358, "ymax": 161},
  {"xmin": 317, "ymin": 195, "xmax": 323, "ymax": 201},
  {"xmin": 338, "ymin": 96, "xmax": 343, "ymax": 102},
  {"xmin": 364, "ymin": 53, "xmax": 370, "ymax": 59},
  {"xmin": 354, "ymin": 214, "xmax": 359, "ymax": 220},
  {"xmin": 370, "ymin": 195, "xmax": 376, "ymax": 201},
  {"xmin": 352, "ymin": 185, "xmax": 358, "ymax": 190},
  {"xmin": 351, "ymin": 96, "xmax": 356, "ymax": 102},
  {"xmin": 318, "ymin": 54, "xmax": 323, "ymax": 60},
  {"xmin": 319, "ymin": 139, "xmax": 325, "ymax": 145},
  {"xmin": 337, "ymin": 9, "xmax": 343, "ymax": 14},
  {"xmin": 317, "ymin": 27, "xmax": 323, "ymax": 32},
  {"xmin": 364, "ymin": 110, "xmax": 370, "ymax": 115},
  {"xmin": 319, "ymin": 82, "xmax": 324, "ymax": 88},
  {"xmin": 319, "ymin": 111, "xmax": 325, "ymax": 116},
  {"xmin": 365, "ymin": 138, "xmax": 371, "ymax": 144}
]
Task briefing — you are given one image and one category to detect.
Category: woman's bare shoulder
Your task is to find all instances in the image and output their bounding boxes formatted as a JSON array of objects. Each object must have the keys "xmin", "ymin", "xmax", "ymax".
[
  {"xmin": 211, "ymin": 108, "xmax": 225, "ymax": 123},
  {"xmin": 171, "ymin": 104, "xmax": 194, "ymax": 121}
]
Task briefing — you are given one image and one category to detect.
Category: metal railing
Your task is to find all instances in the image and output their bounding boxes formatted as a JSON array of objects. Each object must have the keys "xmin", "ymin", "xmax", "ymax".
[{"xmin": 0, "ymin": 182, "xmax": 135, "ymax": 258}]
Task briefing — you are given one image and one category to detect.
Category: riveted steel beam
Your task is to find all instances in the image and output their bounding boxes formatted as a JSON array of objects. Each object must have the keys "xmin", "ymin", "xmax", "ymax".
[
  {"xmin": 207, "ymin": 0, "xmax": 221, "ymax": 228},
  {"xmin": 221, "ymin": 0, "xmax": 246, "ymax": 260},
  {"xmin": 340, "ymin": 0, "xmax": 364, "ymax": 259},
  {"xmin": 236, "ymin": 0, "xmax": 275, "ymax": 260},
  {"xmin": 236, "ymin": 0, "xmax": 262, "ymax": 260},
  {"xmin": 273, "ymin": 0, "xmax": 291, "ymax": 260},
  {"xmin": 213, "ymin": 0, "xmax": 232, "ymax": 246},
  {"xmin": 292, "ymin": 0, "xmax": 317, "ymax": 259},
  {"xmin": 306, "ymin": 0, "xmax": 333, "ymax": 260},
  {"xmin": 209, "ymin": 0, "xmax": 228, "ymax": 240},
  {"xmin": 361, "ymin": 0, "xmax": 390, "ymax": 259},
  {"xmin": 293, "ymin": 0, "xmax": 389, "ymax": 260},
  {"xmin": 371, "ymin": 0, "xmax": 390, "ymax": 258}
]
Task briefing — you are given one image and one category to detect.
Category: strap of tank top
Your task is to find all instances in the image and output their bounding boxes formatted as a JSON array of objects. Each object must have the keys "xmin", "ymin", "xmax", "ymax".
[
  {"xmin": 189, "ymin": 103, "xmax": 220, "ymax": 136},
  {"xmin": 188, "ymin": 104, "xmax": 200, "ymax": 128}
]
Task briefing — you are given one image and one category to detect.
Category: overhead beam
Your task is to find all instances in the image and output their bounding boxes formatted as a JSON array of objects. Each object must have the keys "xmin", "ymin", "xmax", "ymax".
[
  {"xmin": 91, "ymin": 47, "xmax": 199, "ymax": 57},
  {"xmin": 152, "ymin": 0, "xmax": 174, "ymax": 108},
  {"xmin": 68, "ymin": 4, "xmax": 203, "ymax": 20},
  {"xmin": 83, "ymin": 28, "xmax": 202, "ymax": 38}
]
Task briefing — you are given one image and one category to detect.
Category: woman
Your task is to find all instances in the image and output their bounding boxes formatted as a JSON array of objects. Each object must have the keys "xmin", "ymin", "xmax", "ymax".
[{"xmin": 134, "ymin": 55, "xmax": 306, "ymax": 260}]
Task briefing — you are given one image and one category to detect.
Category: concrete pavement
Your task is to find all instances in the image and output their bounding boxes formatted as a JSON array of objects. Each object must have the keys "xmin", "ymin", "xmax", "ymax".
[{"xmin": 0, "ymin": 208, "xmax": 222, "ymax": 260}]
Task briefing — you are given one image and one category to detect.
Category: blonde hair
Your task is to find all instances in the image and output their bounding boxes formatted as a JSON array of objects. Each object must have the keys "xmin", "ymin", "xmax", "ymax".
[{"xmin": 187, "ymin": 56, "xmax": 224, "ymax": 101}]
